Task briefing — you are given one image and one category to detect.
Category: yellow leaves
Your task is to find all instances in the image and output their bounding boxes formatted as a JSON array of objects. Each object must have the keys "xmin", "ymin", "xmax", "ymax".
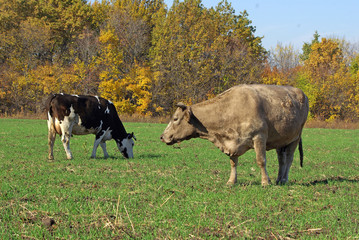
[
  {"xmin": 23, "ymin": 64, "xmax": 82, "ymax": 96},
  {"xmin": 300, "ymin": 38, "xmax": 358, "ymax": 121},
  {"xmin": 98, "ymin": 63, "xmax": 154, "ymax": 116},
  {"xmin": 97, "ymin": 18, "xmax": 154, "ymax": 116},
  {"xmin": 98, "ymin": 79, "xmax": 120, "ymax": 101},
  {"xmin": 261, "ymin": 37, "xmax": 358, "ymax": 121},
  {"xmin": 97, "ymin": 28, "xmax": 124, "ymax": 75},
  {"xmin": 1, "ymin": 1, "xmax": 358, "ymax": 120},
  {"xmin": 305, "ymin": 38, "xmax": 344, "ymax": 81},
  {"xmin": 99, "ymin": 29, "xmax": 119, "ymax": 45},
  {"xmin": 29, "ymin": 65, "xmax": 57, "ymax": 95},
  {"xmin": 261, "ymin": 71, "xmax": 289, "ymax": 86}
]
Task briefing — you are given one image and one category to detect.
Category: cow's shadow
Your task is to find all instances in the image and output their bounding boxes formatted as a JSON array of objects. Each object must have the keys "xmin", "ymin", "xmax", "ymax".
[
  {"xmin": 96, "ymin": 153, "xmax": 163, "ymax": 160},
  {"xmin": 298, "ymin": 176, "xmax": 359, "ymax": 186},
  {"xmin": 137, "ymin": 153, "xmax": 162, "ymax": 159},
  {"xmin": 231, "ymin": 176, "xmax": 359, "ymax": 187}
]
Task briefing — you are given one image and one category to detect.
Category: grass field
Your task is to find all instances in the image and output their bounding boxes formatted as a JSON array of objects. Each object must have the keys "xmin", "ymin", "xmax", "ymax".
[{"xmin": 0, "ymin": 118, "xmax": 358, "ymax": 239}]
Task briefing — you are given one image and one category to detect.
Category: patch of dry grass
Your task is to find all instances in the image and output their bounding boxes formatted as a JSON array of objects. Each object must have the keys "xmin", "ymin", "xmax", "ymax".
[
  {"xmin": 2, "ymin": 112, "xmax": 358, "ymax": 129},
  {"xmin": 305, "ymin": 119, "xmax": 359, "ymax": 129}
]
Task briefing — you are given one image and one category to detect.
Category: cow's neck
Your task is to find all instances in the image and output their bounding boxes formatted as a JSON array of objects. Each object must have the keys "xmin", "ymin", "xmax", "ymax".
[
  {"xmin": 191, "ymin": 103, "xmax": 225, "ymax": 138},
  {"xmin": 191, "ymin": 103, "xmax": 242, "ymax": 156},
  {"xmin": 110, "ymin": 116, "xmax": 128, "ymax": 140},
  {"xmin": 191, "ymin": 105, "xmax": 216, "ymax": 139}
]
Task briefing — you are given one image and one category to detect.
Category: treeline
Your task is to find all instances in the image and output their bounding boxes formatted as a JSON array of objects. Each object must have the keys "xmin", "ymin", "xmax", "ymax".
[{"xmin": 0, "ymin": 0, "xmax": 358, "ymax": 121}]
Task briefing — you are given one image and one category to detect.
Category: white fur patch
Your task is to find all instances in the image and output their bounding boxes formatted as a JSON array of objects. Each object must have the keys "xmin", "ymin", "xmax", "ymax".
[
  {"xmin": 101, "ymin": 128, "xmax": 112, "ymax": 141},
  {"xmin": 104, "ymin": 107, "xmax": 110, "ymax": 114},
  {"xmin": 72, "ymin": 117, "xmax": 102, "ymax": 135},
  {"xmin": 47, "ymin": 111, "xmax": 53, "ymax": 128},
  {"xmin": 118, "ymin": 138, "xmax": 134, "ymax": 158},
  {"xmin": 95, "ymin": 96, "xmax": 101, "ymax": 109},
  {"xmin": 91, "ymin": 127, "xmax": 112, "ymax": 158},
  {"xmin": 59, "ymin": 106, "xmax": 76, "ymax": 138}
]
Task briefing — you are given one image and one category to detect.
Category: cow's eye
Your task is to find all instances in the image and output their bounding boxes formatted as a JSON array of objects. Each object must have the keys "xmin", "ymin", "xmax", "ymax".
[{"xmin": 173, "ymin": 117, "xmax": 178, "ymax": 122}]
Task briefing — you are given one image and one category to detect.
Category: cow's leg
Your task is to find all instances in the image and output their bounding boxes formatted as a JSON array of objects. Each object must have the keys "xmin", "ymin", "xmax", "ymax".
[
  {"xmin": 227, "ymin": 156, "xmax": 238, "ymax": 185},
  {"xmin": 276, "ymin": 139, "xmax": 300, "ymax": 184},
  {"xmin": 91, "ymin": 131, "xmax": 107, "ymax": 158},
  {"xmin": 100, "ymin": 141, "xmax": 109, "ymax": 158},
  {"xmin": 47, "ymin": 116, "xmax": 56, "ymax": 160},
  {"xmin": 276, "ymin": 146, "xmax": 287, "ymax": 184},
  {"xmin": 91, "ymin": 137, "xmax": 101, "ymax": 159},
  {"xmin": 61, "ymin": 133, "xmax": 72, "ymax": 159},
  {"xmin": 282, "ymin": 139, "xmax": 300, "ymax": 184},
  {"xmin": 60, "ymin": 121, "xmax": 74, "ymax": 160},
  {"xmin": 254, "ymin": 136, "xmax": 271, "ymax": 186}
]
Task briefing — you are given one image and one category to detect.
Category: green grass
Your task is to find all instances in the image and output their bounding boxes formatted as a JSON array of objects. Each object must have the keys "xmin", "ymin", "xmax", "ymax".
[{"xmin": 0, "ymin": 118, "xmax": 358, "ymax": 239}]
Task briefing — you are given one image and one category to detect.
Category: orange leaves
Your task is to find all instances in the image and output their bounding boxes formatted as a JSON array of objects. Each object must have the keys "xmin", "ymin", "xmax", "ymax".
[{"xmin": 262, "ymin": 66, "xmax": 290, "ymax": 86}]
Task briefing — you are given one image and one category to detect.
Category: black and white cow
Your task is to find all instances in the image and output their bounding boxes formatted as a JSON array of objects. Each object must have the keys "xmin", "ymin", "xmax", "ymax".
[{"xmin": 46, "ymin": 93, "xmax": 135, "ymax": 160}]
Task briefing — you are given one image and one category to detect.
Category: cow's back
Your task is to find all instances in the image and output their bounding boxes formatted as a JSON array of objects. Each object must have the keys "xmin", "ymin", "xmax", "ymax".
[
  {"xmin": 192, "ymin": 84, "xmax": 308, "ymax": 149},
  {"xmin": 47, "ymin": 94, "xmax": 106, "ymax": 134},
  {"xmin": 239, "ymin": 85, "xmax": 308, "ymax": 148},
  {"xmin": 47, "ymin": 94, "xmax": 79, "ymax": 121}
]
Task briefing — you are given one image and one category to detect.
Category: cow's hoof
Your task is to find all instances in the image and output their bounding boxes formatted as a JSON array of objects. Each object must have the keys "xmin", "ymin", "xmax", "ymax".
[
  {"xmin": 276, "ymin": 180, "xmax": 287, "ymax": 185},
  {"xmin": 226, "ymin": 180, "xmax": 237, "ymax": 185},
  {"xmin": 48, "ymin": 156, "xmax": 54, "ymax": 160},
  {"xmin": 261, "ymin": 181, "xmax": 271, "ymax": 187}
]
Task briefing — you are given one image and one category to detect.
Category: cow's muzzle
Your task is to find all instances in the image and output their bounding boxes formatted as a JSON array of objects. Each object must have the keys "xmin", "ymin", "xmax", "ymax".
[{"xmin": 160, "ymin": 134, "xmax": 175, "ymax": 145}]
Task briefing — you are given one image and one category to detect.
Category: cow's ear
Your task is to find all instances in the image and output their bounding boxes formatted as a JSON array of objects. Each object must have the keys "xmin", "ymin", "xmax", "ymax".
[
  {"xmin": 176, "ymin": 102, "xmax": 187, "ymax": 111},
  {"xmin": 184, "ymin": 106, "xmax": 193, "ymax": 122},
  {"xmin": 128, "ymin": 132, "xmax": 136, "ymax": 141}
]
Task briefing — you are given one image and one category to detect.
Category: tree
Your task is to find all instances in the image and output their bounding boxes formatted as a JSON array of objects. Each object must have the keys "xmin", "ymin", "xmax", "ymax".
[
  {"xmin": 304, "ymin": 38, "xmax": 357, "ymax": 120},
  {"xmin": 99, "ymin": 62, "xmax": 153, "ymax": 115},
  {"xmin": 262, "ymin": 43, "xmax": 301, "ymax": 86},
  {"xmin": 300, "ymin": 31, "xmax": 320, "ymax": 62},
  {"xmin": 95, "ymin": 0, "xmax": 163, "ymax": 114},
  {"xmin": 14, "ymin": 17, "xmax": 53, "ymax": 69},
  {"xmin": 268, "ymin": 43, "xmax": 300, "ymax": 73},
  {"xmin": 150, "ymin": 0, "xmax": 266, "ymax": 112},
  {"xmin": 107, "ymin": 3, "xmax": 150, "ymax": 68},
  {"xmin": 37, "ymin": 0, "xmax": 95, "ymax": 64}
]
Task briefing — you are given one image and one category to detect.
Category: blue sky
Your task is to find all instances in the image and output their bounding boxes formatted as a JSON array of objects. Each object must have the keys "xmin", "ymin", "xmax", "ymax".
[{"xmin": 163, "ymin": 0, "xmax": 359, "ymax": 51}]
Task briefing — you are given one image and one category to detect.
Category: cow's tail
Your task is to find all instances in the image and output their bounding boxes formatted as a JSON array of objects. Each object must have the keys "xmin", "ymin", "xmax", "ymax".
[
  {"xmin": 45, "ymin": 94, "xmax": 56, "ymax": 118},
  {"xmin": 299, "ymin": 137, "xmax": 303, "ymax": 167}
]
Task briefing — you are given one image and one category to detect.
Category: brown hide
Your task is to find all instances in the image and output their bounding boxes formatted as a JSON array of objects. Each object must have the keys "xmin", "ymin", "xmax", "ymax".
[{"xmin": 161, "ymin": 84, "xmax": 309, "ymax": 185}]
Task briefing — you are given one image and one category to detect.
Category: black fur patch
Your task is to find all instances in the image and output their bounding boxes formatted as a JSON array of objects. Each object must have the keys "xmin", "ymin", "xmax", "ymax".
[{"xmin": 122, "ymin": 147, "xmax": 128, "ymax": 158}]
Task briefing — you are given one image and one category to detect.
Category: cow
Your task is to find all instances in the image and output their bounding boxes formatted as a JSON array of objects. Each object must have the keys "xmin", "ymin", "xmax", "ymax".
[
  {"xmin": 160, "ymin": 84, "xmax": 309, "ymax": 186},
  {"xmin": 46, "ymin": 93, "xmax": 136, "ymax": 160}
]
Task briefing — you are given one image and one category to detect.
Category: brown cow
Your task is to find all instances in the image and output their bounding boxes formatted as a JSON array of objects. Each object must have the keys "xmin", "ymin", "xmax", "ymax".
[{"xmin": 160, "ymin": 84, "xmax": 309, "ymax": 186}]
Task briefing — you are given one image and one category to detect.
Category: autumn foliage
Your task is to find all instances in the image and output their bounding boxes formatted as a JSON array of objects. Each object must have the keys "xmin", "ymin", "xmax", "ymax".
[
  {"xmin": 0, "ymin": 1, "xmax": 358, "ymax": 122},
  {"xmin": 263, "ymin": 35, "xmax": 358, "ymax": 121}
]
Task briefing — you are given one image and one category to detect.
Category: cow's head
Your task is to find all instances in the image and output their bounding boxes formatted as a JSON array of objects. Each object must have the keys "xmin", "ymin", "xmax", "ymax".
[
  {"xmin": 160, "ymin": 102, "xmax": 200, "ymax": 145},
  {"xmin": 117, "ymin": 132, "xmax": 136, "ymax": 158}
]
